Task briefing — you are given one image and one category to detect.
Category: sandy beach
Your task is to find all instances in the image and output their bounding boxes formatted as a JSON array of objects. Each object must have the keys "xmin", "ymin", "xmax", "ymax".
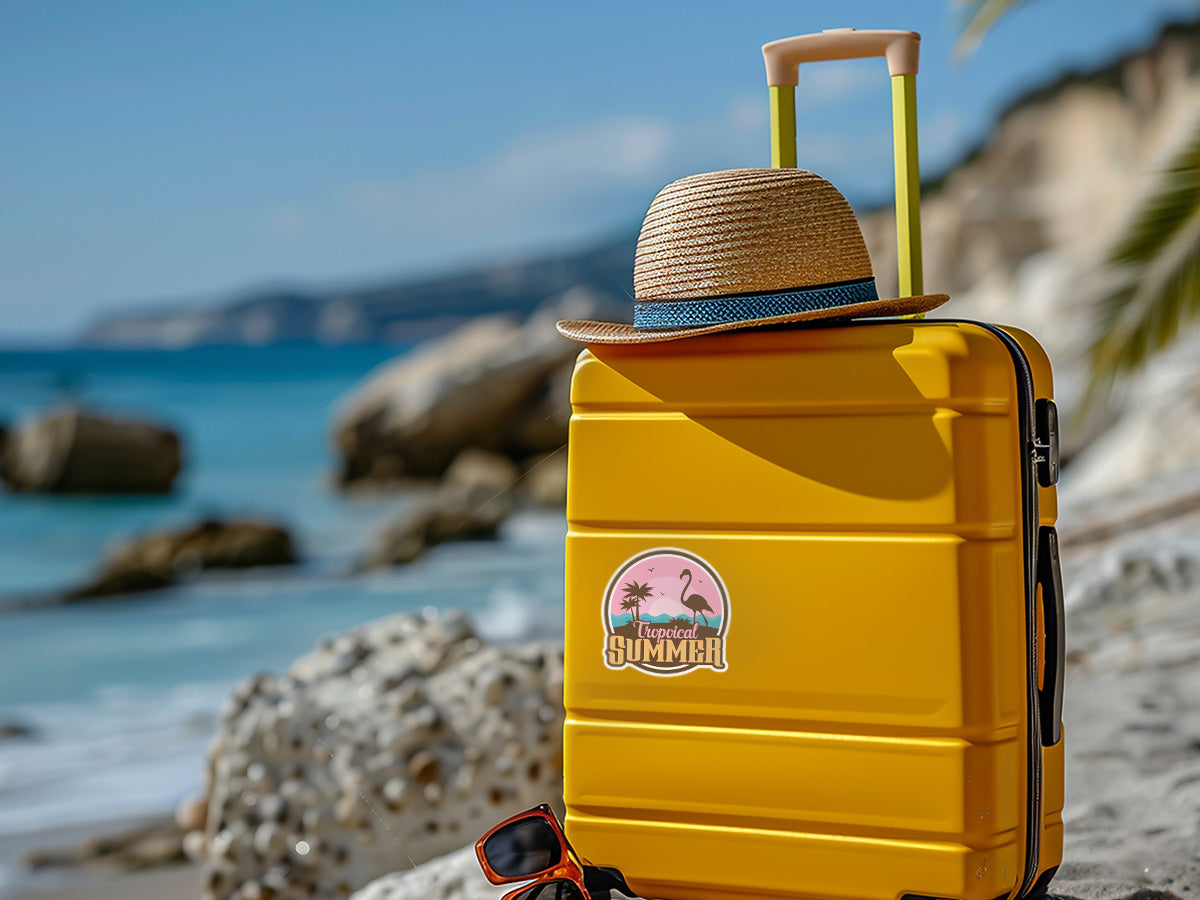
[
  {"xmin": 10, "ymin": 556, "xmax": 1197, "ymax": 900},
  {"xmin": 10, "ymin": 866, "xmax": 199, "ymax": 900},
  {"xmin": 1, "ymin": 815, "xmax": 197, "ymax": 900}
]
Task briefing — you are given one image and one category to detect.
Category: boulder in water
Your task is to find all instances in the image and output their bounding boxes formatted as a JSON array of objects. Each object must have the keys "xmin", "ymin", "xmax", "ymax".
[
  {"xmin": 68, "ymin": 518, "xmax": 297, "ymax": 600},
  {"xmin": 443, "ymin": 448, "xmax": 521, "ymax": 497},
  {"xmin": 332, "ymin": 289, "xmax": 615, "ymax": 485},
  {"xmin": 363, "ymin": 485, "xmax": 514, "ymax": 569},
  {"xmin": 0, "ymin": 719, "xmax": 35, "ymax": 742},
  {"xmin": 521, "ymin": 451, "xmax": 568, "ymax": 507},
  {"xmin": 1, "ymin": 406, "xmax": 182, "ymax": 494}
]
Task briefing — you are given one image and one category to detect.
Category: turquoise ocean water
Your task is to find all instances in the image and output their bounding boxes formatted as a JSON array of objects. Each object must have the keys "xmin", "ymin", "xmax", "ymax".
[{"xmin": 0, "ymin": 346, "xmax": 566, "ymax": 882}]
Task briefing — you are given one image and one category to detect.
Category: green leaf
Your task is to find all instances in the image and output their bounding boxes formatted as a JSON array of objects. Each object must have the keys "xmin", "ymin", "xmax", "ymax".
[
  {"xmin": 1107, "ymin": 136, "xmax": 1200, "ymax": 268},
  {"xmin": 1086, "ymin": 129, "xmax": 1200, "ymax": 403},
  {"xmin": 954, "ymin": 0, "xmax": 1036, "ymax": 56}
]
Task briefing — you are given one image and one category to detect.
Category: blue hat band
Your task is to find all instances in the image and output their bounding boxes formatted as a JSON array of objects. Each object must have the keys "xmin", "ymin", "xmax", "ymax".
[{"xmin": 632, "ymin": 277, "xmax": 879, "ymax": 330}]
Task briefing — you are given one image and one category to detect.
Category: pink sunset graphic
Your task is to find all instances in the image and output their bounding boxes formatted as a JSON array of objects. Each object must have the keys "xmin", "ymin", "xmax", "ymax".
[{"xmin": 607, "ymin": 550, "xmax": 726, "ymax": 628}]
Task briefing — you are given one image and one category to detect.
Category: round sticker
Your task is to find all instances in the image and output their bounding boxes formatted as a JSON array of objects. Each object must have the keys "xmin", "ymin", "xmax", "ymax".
[{"xmin": 601, "ymin": 548, "xmax": 729, "ymax": 676}]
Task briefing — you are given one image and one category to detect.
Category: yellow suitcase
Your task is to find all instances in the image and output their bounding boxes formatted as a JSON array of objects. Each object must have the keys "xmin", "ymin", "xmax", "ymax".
[{"xmin": 562, "ymin": 30, "xmax": 1064, "ymax": 900}]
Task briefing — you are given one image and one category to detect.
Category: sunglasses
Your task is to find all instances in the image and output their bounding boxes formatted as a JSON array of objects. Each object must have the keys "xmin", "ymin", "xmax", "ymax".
[{"xmin": 476, "ymin": 804, "xmax": 635, "ymax": 900}]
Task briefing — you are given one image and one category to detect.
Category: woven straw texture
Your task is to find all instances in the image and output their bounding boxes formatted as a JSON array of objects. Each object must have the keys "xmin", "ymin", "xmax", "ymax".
[
  {"xmin": 634, "ymin": 168, "xmax": 872, "ymax": 301},
  {"xmin": 557, "ymin": 168, "xmax": 949, "ymax": 344}
]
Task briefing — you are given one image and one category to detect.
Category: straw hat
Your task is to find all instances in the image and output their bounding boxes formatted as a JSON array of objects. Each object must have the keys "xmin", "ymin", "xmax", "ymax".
[{"xmin": 556, "ymin": 168, "xmax": 948, "ymax": 343}]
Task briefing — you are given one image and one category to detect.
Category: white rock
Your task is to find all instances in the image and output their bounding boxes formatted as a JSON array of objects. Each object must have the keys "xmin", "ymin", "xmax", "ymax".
[
  {"xmin": 350, "ymin": 847, "xmax": 505, "ymax": 900},
  {"xmin": 857, "ymin": 31, "xmax": 1200, "ymax": 491},
  {"xmin": 332, "ymin": 289, "xmax": 617, "ymax": 485},
  {"xmin": 193, "ymin": 609, "xmax": 563, "ymax": 900},
  {"xmin": 175, "ymin": 792, "xmax": 207, "ymax": 832}
]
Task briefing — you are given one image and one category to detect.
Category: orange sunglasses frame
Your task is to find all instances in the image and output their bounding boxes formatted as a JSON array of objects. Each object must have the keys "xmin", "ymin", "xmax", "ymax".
[{"xmin": 475, "ymin": 803, "xmax": 592, "ymax": 900}]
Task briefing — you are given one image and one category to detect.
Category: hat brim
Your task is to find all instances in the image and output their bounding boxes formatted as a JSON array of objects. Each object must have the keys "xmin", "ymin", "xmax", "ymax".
[{"xmin": 556, "ymin": 292, "xmax": 950, "ymax": 344}]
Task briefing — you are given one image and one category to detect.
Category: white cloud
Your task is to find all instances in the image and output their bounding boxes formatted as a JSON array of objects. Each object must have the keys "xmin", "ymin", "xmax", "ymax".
[
  {"xmin": 341, "ymin": 115, "xmax": 677, "ymax": 238},
  {"xmin": 336, "ymin": 101, "xmax": 772, "ymax": 243},
  {"xmin": 726, "ymin": 94, "xmax": 769, "ymax": 133},
  {"xmin": 278, "ymin": 89, "xmax": 897, "ymax": 257}
]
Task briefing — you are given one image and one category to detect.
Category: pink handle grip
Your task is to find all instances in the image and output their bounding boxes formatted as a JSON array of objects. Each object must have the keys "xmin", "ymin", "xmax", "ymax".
[{"xmin": 762, "ymin": 28, "xmax": 921, "ymax": 85}]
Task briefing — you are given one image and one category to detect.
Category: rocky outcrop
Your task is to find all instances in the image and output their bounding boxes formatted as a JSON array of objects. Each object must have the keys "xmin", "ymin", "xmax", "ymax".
[
  {"xmin": 520, "ymin": 451, "xmax": 569, "ymax": 507},
  {"xmin": 1058, "ymin": 468, "xmax": 1200, "ymax": 628},
  {"xmin": 81, "ymin": 234, "xmax": 634, "ymax": 348},
  {"xmin": 1, "ymin": 406, "xmax": 182, "ymax": 494},
  {"xmin": 332, "ymin": 290, "xmax": 615, "ymax": 486},
  {"xmin": 23, "ymin": 817, "xmax": 187, "ymax": 873},
  {"xmin": 858, "ymin": 20, "xmax": 1200, "ymax": 491},
  {"xmin": 443, "ymin": 449, "xmax": 522, "ymax": 497},
  {"xmin": 0, "ymin": 718, "xmax": 35, "ymax": 742},
  {"xmin": 363, "ymin": 485, "xmax": 514, "ymax": 569},
  {"xmin": 189, "ymin": 609, "xmax": 563, "ymax": 900},
  {"xmin": 68, "ymin": 518, "xmax": 297, "ymax": 600},
  {"xmin": 1059, "ymin": 466, "xmax": 1200, "ymax": 551},
  {"xmin": 350, "ymin": 847, "xmax": 503, "ymax": 900},
  {"xmin": 1059, "ymin": 332, "xmax": 1200, "ymax": 499}
]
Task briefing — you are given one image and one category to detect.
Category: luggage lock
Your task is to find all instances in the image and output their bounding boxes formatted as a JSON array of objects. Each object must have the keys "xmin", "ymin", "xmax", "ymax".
[{"xmin": 1033, "ymin": 399, "xmax": 1059, "ymax": 487}]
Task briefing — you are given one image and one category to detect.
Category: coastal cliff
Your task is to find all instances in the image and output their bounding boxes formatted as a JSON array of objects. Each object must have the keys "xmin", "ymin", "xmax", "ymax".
[
  {"xmin": 862, "ymin": 17, "xmax": 1200, "ymax": 481},
  {"xmin": 79, "ymin": 235, "xmax": 634, "ymax": 348}
]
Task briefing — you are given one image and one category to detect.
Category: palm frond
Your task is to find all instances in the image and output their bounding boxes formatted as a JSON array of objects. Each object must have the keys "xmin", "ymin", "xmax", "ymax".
[
  {"xmin": 1107, "ymin": 134, "xmax": 1200, "ymax": 267},
  {"xmin": 954, "ymin": 0, "xmax": 1036, "ymax": 56},
  {"xmin": 1086, "ymin": 128, "xmax": 1200, "ymax": 404}
]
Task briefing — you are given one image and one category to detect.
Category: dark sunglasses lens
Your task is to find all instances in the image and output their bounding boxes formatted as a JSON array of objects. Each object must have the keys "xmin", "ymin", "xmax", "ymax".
[
  {"xmin": 482, "ymin": 816, "xmax": 562, "ymax": 878},
  {"xmin": 515, "ymin": 880, "xmax": 586, "ymax": 900}
]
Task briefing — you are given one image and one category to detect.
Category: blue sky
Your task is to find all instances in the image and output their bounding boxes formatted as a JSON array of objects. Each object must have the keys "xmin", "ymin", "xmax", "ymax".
[{"xmin": 2, "ymin": 0, "xmax": 1198, "ymax": 340}]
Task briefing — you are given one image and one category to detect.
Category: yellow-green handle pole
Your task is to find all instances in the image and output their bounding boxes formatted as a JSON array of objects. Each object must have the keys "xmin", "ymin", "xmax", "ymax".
[
  {"xmin": 769, "ymin": 85, "xmax": 797, "ymax": 169},
  {"xmin": 892, "ymin": 72, "xmax": 923, "ymax": 299},
  {"xmin": 763, "ymin": 29, "xmax": 927, "ymax": 312}
]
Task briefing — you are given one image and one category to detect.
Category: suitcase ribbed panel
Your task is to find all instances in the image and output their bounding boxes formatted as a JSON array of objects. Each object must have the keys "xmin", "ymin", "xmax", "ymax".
[{"xmin": 562, "ymin": 322, "xmax": 1062, "ymax": 900}]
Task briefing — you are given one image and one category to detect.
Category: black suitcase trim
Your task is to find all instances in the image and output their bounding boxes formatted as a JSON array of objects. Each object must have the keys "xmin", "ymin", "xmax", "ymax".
[{"xmin": 966, "ymin": 322, "xmax": 1047, "ymax": 899}]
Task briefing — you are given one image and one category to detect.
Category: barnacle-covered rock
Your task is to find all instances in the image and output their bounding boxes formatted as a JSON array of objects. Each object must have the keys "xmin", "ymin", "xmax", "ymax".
[{"xmin": 191, "ymin": 609, "xmax": 563, "ymax": 900}]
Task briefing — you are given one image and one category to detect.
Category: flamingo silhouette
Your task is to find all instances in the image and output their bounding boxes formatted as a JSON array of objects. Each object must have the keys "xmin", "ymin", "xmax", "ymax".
[{"xmin": 678, "ymin": 568, "xmax": 714, "ymax": 627}]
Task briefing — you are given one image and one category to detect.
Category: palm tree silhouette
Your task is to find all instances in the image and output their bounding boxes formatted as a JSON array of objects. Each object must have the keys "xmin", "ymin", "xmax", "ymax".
[
  {"xmin": 959, "ymin": 0, "xmax": 1200, "ymax": 404},
  {"xmin": 619, "ymin": 596, "xmax": 638, "ymax": 624},
  {"xmin": 678, "ymin": 569, "xmax": 715, "ymax": 627},
  {"xmin": 620, "ymin": 581, "xmax": 653, "ymax": 623}
]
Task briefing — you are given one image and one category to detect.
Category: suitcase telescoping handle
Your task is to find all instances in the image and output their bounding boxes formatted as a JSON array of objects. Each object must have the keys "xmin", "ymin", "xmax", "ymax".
[{"xmin": 762, "ymin": 28, "xmax": 924, "ymax": 298}]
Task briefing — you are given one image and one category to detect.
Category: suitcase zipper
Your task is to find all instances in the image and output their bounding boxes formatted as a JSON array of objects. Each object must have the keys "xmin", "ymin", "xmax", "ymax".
[{"xmin": 959, "ymin": 321, "xmax": 1044, "ymax": 899}]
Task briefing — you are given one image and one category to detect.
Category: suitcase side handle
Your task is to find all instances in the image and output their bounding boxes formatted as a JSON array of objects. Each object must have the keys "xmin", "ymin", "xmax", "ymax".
[
  {"xmin": 762, "ymin": 28, "xmax": 924, "ymax": 299},
  {"xmin": 1037, "ymin": 526, "xmax": 1065, "ymax": 747}
]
